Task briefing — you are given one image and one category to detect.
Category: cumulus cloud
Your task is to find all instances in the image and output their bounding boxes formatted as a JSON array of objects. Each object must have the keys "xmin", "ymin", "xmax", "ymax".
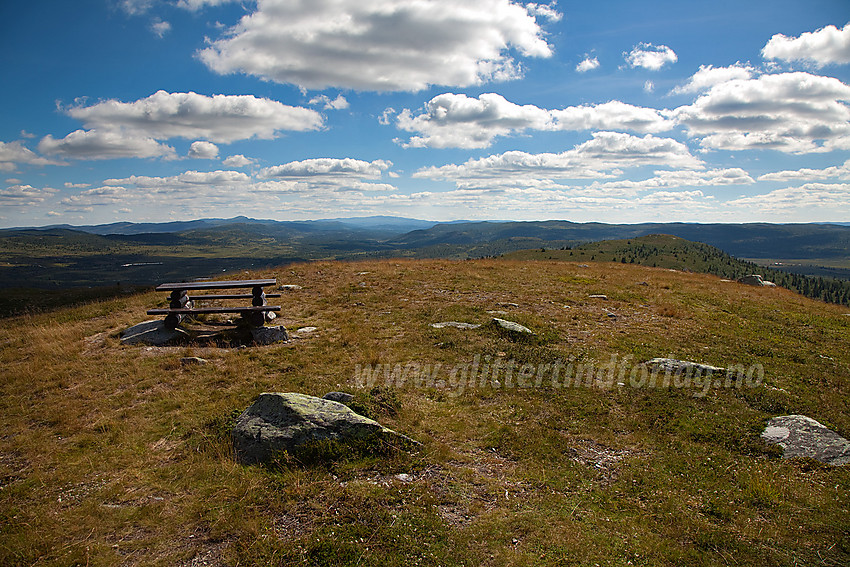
[
  {"xmin": 177, "ymin": 0, "xmax": 237, "ymax": 9},
  {"xmin": 65, "ymin": 91, "xmax": 323, "ymax": 143},
  {"xmin": 670, "ymin": 63, "xmax": 756, "ymax": 95},
  {"xmin": 624, "ymin": 43, "xmax": 677, "ymax": 70},
  {"xmin": 38, "ymin": 130, "xmax": 177, "ymax": 160},
  {"xmin": 150, "ymin": 19, "xmax": 171, "ymax": 38},
  {"xmin": 0, "ymin": 184, "xmax": 58, "ymax": 206},
  {"xmin": 198, "ymin": 0, "xmax": 557, "ymax": 91},
  {"xmin": 188, "ymin": 141, "xmax": 220, "ymax": 159},
  {"xmin": 414, "ymin": 132, "xmax": 704, "ymax": 189},
  {"xmin": 673, "ymin": 71, "xmax": 850, "ymax": 153},
  {"xmin": 395, "ymin": 93, "xmax": 675, "ymax": 149},
  {"xmin": 576, "ymin": 56, "xmax": 600, "ymax": 73},
  {"xmin": 757, "ymin": 159, "xmax": 850, "ymax": 182},
  {"xmin": 526, "ymin": 3, "xmax": 562, "ymax": 22},
  {"xmin": 727, "ymin": 183, "xmax": 850, "ymax": 216},
  {"xmin": 0, "ymin": 140, "xmax": 64, "ymax": 171},
  {"xmin": 259, "ymin": 158, "xmax": 392, "ymax": 180},
  {"xmin": 309, "ymin": 94, "xmax": 350, "ymax": 110},
  {"xmin": 222, "ymin": 154, "xmax": 256, "ymax": 168},
  {"xmin": 762, "ymin": 23, "xmax": 850, "ymax": 67}
]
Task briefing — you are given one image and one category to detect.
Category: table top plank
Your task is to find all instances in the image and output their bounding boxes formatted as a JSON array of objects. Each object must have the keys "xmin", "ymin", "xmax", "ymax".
[
  {"xmin": 155, "ymin": 279, "xmax": 276, "ymax": 292},
  {"xmin": 147, "ymin": 306, "xmax": 281, "ymax": 315}
]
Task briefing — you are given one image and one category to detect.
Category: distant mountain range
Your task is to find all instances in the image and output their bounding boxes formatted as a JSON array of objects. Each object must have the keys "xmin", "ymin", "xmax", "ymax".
[
  {"xmin": 2, "ymin": 217, "xmax": 849, "ymax": 293},
  {"xmin": 9, "ymin": 216, "xmax": 850, "ymax": 259}
]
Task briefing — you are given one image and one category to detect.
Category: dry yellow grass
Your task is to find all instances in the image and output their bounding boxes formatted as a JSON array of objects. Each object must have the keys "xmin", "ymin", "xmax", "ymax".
[{"xmin": 1, "ymin": 258, "xmax": 848, "ymax": 566}]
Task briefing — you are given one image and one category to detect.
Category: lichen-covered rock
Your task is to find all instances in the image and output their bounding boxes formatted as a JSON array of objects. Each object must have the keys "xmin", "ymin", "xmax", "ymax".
[
  {"xmin": 250, "ymin": 325, "xmax": 289, "ymax": 345},
  {"xmin": 232, "ymin": 392, "xmax": 418, "ymax": 464},
  {"xmin": 120, "ymin": 320, "xmax": 188, "ymax": 346},
  {"xmin": 761, "ymin": 415, "xmax": 850, "ymax": 465},
  {"xmin": 491, "ymin": 318, "xmax": 534, "ymax": 335},
  {"xmin": 431, "ymin": 321, "xmax": 481, "ymax": 329},
  {"xmin": 643, "ymin": 358, "xmax": 725, "ymax": 375}
]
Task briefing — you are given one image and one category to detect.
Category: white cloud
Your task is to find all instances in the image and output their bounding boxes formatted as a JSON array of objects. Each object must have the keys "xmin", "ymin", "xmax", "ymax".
[
  {"xmin": 395, "ymin": 93, "xmax": 675, "ymax": 149},
  {"xmin": 118, "ymin": 0, "xmax": 153, "ymax": 15},
  {"xmin": 222, "ymin": 154, "xmax": 256, "ymax": 168},
  {"xmin": 64, "ymin": 182, "xmax": 91, "ymax": 188},
  {"xmin": 757, "ymin": 159, "xmax": 850, "ymax": 182},
  {"xmin": 414, "ymin": 132, "xmax": 704, "ymax": 189},
  {"xmin": 762, "ymin": 23, "xmax": 850, "ymax": 67},
  {"xmin": 526, "ymin": 3, "xmax": 562, "ymax": 22},
  {"xmin": 576, "ymin": 56, "xmax": 599, "ymax": 73},
  {"xmin": 673, "ymin": 71, "xmax": 850, "ymax": 153},
  {"xmin": 177, "ymin": 0, "xmax": 238, "ymax": 10},
  {"xmin": 644, "ymin": 80, "xmax": 655, "ymax": 93},
  {"xmin": 259, "ymin": 158, "xmax": 391, "ymax": 179},
  {"xmin": 38, "ymin": 129, "xmax": 177, "ymax": 160},
  {"xmin": 624, "ymin": 43, "xmax": 677, "ymax": 70},
  {"xmin": 188, "ymin": 141, "xmax": 220, "ymax": 159},
  {"xmin": 198, "ymin": 0, "xmax": 556, "ymax": 92},
  {"xmin": 65, "ymin": 91, "xmax": 324, "ymax": 143},
  {"xmin": 0, "ymin": 184, "xmax": 58, "ymax": 206},
  {"xmin": 309, "ymin": 94, "xmax": 350, "ymax": 110},
  {"xmin": 0, "ymin": 140, "xmax": 64, "ymax": 171},
  {"xmin": 727, "ymin": 183, "xmax": 850, "ymax": 216},
  {"xmin": 151, "ymin": 19, "xmax": 171, "ymax": 38},
  {"xmin": 670, "ymin": 63, "xmax": 756, "ymax": 95}
]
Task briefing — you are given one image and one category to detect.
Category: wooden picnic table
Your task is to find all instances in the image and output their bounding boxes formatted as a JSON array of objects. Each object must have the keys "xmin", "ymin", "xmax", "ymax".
[{"xmin": 148, "ymin": 278, "xmax": 281, "ymax": 328}]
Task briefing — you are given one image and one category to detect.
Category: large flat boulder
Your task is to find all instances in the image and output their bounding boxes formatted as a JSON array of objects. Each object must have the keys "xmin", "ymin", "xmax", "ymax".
[
  {"xmin": 232, "ymin": 392, "xmax": 417, "ymax": 465},
  {"xmin": 120, "ymin": 320, "xmax": 188, "ymax": 346},
  {"xmin": 762, "ymin": 415, "xmax": 850, "ymax": 465}
]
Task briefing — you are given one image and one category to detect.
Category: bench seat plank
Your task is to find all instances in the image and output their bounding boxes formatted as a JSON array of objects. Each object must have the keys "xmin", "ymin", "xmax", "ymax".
[
  {"xmin": 189, "ymin": 293, "xmax": 281, "ymax": 300},
  {"xmin": 147, "ymin": 306, "xmax": 281, "ymax": 315},
  {"xmin": 155, "ymin": 279, "xmax": 277, "ymax": 292}
]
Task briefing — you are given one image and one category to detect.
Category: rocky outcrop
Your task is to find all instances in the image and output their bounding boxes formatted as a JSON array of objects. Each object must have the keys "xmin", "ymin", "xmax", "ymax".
[
  {"xmin": 232, "ymin": 392, "xmax": 418, "ymax": 465},
  {"xmin": 761, "ymin": 415, "xmax": 850, "ymax": 465}
]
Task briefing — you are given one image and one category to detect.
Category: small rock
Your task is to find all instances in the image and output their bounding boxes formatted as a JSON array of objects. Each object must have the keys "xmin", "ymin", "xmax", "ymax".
[
  {"xmin": 394, "ymin": 473, "xmax": 412, "ymax": 483},
  {"xmin": 278, "ymin": 284, "xmax": 303, "ymax": 290},
  {"xmin": 250, "ymin": 326, "xmax": 289, "ymax": 345},
  {"xmin": 738, "ymin": 274, "xmax": 772, "ymax": 287},
  {"xmin": 761, "ymin": 415, "xmax": 850, "ymax": 465},
  {"xmin": 578, "ymin": 264, "xmax": 589, "ymax": 268},
  {"xmin": 643, "ymin": 358, "xmax": 725, "ymax": 375},
  {"xmin": 120, "ymin": 320, "xmax": 188, "ymax": 346},
  {"xmin": 498, "ymin": 302, "xmax": 519, "ymax": 308},
  {"xmin": 431, "ymin": 321, "xmax": 481, "ymax": 329},
  {"xmin": 296, "ymin": 326, "xmax": 318, "ymax": 334},
  {"xmin": 636, "ymin": 281, "xmax": 649, "ymax": 286},
  {"xmin": 180, "ymin": 356, "xmax": 208, "ymax": 366},
  {"xmin": 589, "ymin": 294, "xmax": 608, "ymax": 300},
  {"xmin": 323, "ymin": 391, "xmax": 354, "ymax": 404},
  {"xmin": 491, "ymin": 318, "xmax": 534, "ymax": 335},
  {"xmin": 487, "ymin": 310, "xmax": 509, "ymax": 315}
]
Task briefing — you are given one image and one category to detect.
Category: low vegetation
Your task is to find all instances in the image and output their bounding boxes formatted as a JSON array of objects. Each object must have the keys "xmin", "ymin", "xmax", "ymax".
[{"xmin": 1, "ymin": 257, "xmax": 848, "ymax": 566}]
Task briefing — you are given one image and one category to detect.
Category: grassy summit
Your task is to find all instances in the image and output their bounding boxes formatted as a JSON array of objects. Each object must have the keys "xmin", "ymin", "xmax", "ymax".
[{"xmin": 1, "ymin": 258, "xmax": 848, "ymax": 566}]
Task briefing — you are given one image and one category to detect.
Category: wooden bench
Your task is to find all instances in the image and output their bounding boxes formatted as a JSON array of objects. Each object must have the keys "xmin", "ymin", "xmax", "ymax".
[{"xmin": 147, "ymin": 278, "xmax": 281, "ymax": 328}]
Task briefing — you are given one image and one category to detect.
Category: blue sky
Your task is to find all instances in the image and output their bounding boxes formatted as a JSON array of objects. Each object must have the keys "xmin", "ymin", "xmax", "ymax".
[{"xmin": 1, "ymin": 0, "xmax": 849, "ymax": 227}]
